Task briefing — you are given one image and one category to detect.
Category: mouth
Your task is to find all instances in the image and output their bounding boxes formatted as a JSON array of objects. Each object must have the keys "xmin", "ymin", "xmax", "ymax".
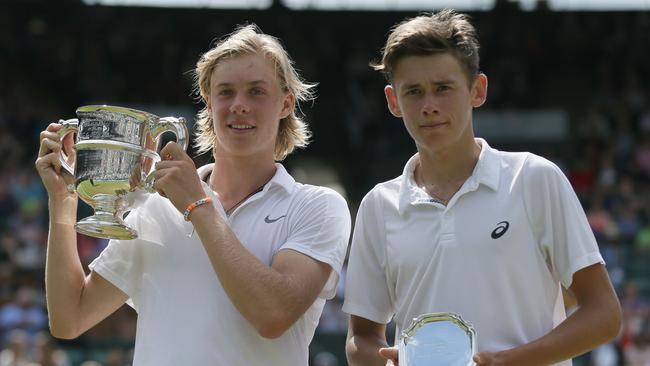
[
  {"xmin": 420, "ymin": 122, "xmax": 448, "ymax": 128},
  {"xmin": 228, "ymin": 123, "xmax": 256, "ymax": 131}
]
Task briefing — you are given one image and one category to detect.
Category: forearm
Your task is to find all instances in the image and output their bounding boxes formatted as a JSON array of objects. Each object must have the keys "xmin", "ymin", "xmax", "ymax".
[
  {"xmin": 191, "ymin": 204, "xmax": 313, "ymax": 336},
  {"xmin": 45, "ymin": 197, "xmax": 87, "ymax": 337},
  {"xmin": 499, "ymin": 301, "xmax": 621, "ymax": 365},
  {"xmin": 346, "ymin": 332, "xmax": 388, "ymax": 366}
]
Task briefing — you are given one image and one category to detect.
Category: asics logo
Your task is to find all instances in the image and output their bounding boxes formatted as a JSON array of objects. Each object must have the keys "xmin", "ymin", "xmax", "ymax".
[
  {"xmin": 264, "ymin": 215, "xmax": 286, "ymax": 224},
  {"xmin": 491, "ymin": 221, "xmax": 510, "ymax": 239}
]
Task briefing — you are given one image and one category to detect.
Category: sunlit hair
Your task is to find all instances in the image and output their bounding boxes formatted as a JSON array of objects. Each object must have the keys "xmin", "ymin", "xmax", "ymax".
[
  {"xmin": 193, "ymin": 24, "xmax": 316, "ymax": 160},
  {"xmin": 372, "ymin": 9, "xmax": 480, "ymax": 86}
]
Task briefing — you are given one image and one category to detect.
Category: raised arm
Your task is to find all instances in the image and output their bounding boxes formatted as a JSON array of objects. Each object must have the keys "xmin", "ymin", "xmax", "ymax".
[{"xmin": 36, "ymin": 123, "xmax": 128, "ymax": 339}]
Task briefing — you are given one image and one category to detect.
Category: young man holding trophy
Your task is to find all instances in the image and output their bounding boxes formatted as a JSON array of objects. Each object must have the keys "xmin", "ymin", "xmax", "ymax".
[
  {"xmin": 35, "ymin": 25, "xmax": 351, "ymax": 365},
  {"xmin": 343, "ymin": 10, "xmax": 621, "ymax": 366}
]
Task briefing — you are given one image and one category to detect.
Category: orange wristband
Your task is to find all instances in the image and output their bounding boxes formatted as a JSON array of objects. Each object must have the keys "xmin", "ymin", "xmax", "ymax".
[{"xmin": 183, "ymin": 197, "xmax": 213, "ymax": 221}]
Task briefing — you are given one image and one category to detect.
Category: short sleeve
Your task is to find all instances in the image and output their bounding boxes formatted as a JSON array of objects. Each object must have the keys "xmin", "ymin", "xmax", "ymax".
[
  {"xmin": 342, "ymin": 190, "xmax": 394, "ymax": 324},
  {"xmin": 88, "ymin": 208, "xmax": 145, "ymax": 311},
  {"xmin": 278, "ymin": 187, "xmax": 351, "ymax": 300},
  {"xmin": 522, "ymin": 154, "xmax": 604, "ymax": 289},
  {"xmin": 87, "ymin": 193, "xmax": 174, "ymax": 311}
]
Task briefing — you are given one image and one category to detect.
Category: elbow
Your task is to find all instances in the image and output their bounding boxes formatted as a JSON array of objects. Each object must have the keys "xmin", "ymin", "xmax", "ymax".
[
  {"xmin": 345, "ymin": 337, "xmax": 360, "ymax": 364},
  {"xmin": 257, "ymin": 326, "xmax": 286, "ymax": 339},
  {"xmin": 256, "ymin": 313, "xmax": 295, "ymax": 339},
  {"xmin": 588, "ymin": 297, "xmax": 623, "ymax": 343},
  {"xmin": 345, "ymin": 334, "xmax": 377, "ymax": 366},
  {"xmin": 49, "ymin": 321, "xmax": 81, "ymax": 340},
  {"xmin": 49, "ymin": 327, "xmax": 79, "ymax": 340},
  {"xmin": 603, "ymin": 302, "xmax": 623, "ymax": 341}
]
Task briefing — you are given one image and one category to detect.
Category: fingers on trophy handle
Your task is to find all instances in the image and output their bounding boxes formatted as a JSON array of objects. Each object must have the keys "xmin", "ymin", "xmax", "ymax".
[
  {"xmin": 143, "ymin": 168, "xmax": 157, "ymax": 193},
  {"xmin": 56, "ymin": 118, "xmax": 79, "ymax": 178}
]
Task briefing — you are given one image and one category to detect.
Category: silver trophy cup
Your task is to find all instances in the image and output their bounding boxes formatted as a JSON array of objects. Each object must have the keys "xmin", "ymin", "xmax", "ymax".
[
  {"xmin": 57, "ymin": 105, "xmax": 189, "ymax": 240},
  {"xmin": 399, "ymin": 312, "xmax": 477, "ymax": 366}
]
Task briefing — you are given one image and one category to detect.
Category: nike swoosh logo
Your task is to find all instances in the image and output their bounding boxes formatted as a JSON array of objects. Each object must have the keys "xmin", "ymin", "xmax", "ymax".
[{"xmin": 264, "ymin": 215, "xmax": 286, "ymax": 223}]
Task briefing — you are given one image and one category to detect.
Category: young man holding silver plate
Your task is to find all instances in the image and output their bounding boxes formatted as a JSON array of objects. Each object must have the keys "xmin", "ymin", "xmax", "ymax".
[
  {"xmin": 343, "ymin": 10, "xmax": 621, "ymax": 366},
  {"xmin": 35, "ymin": 25, "xmax": 351, "ymax": 365}
]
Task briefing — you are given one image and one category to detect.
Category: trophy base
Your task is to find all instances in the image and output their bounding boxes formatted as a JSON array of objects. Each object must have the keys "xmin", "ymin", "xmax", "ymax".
[{"xmin": 75, "ymin": 214, "xmax": 138, "ymax": 240}]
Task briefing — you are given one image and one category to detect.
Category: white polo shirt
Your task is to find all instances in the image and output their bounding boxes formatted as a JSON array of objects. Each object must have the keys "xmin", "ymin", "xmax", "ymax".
[
  {"xmin": 342, "ymin": 139, "xmax": 603, "ymax": 366},
  {"xmin": 89, "ymin": 163, "xmax": 351, "ymax": 366}
]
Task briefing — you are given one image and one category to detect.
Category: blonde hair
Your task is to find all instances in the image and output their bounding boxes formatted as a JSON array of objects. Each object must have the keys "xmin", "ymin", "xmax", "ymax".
[
  {"xmin": 193, "ymin": 24, "xmax": 316, "ymax": 160},
  {"xmin": 373, "ymin": 9, "xmax": 480, "ymax": 86}
]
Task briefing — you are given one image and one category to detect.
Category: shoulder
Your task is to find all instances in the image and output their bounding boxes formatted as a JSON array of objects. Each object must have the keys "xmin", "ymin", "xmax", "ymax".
[
  {"xmin": 492, "ymin": 149, "xmax": 565, "ymax": 182},
  {"xmin": 364, "ymin": 176, "xmax": 402, "ymax": 202},
  {"xmin": 290, "ymin": 183, "xmax": 350, "ymax": 217},
  {"xmin": 293, "ymin": 183, "xmax": 346, "ymax": 204},
  {"xmin": 358, "ymin": 176, "xmax": 402, "ymax": 212},
  {"xmin": 510, "ymin": 152, "xmax": 576, "ymax": 211},
  {"xmin": 518, "ymin": 152, "xmax": 566, "ymax": 182},
  {"xmin": 520, "ymin": 152, "xmax": 562, "ymax": 171}
]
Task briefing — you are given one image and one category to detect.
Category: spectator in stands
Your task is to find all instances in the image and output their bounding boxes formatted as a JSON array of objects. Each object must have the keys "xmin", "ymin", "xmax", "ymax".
[
  {"xmin": 31, "ymin": 331, "xmax": 70, "ymax": 366},
  {"xmin": 0, "ymin": 286, "xmax": 47, "ymax": 345},
  {"xmin": 0, "ymin": 329, "xmax": 30, "ymax": 366},
  {"xmin": 624, "ymin": 318, "xmax": 650, "ymax": 366}
]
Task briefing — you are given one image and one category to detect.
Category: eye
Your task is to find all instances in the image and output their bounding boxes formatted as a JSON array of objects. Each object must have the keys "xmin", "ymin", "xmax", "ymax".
[
  {"xmin": 437, "ymin": 85, "xmax": 451, "ymax": 92},
  {"xmin": 217, "ymin": 89, "xmax": 233, "ymax": 97},
  {"xmin": 250, "ymin": 87, "xmax": 266, "ymax": 96},
  {"xmin": 405, "ymin": 88, "xmax": 422, "ymax": 96}
]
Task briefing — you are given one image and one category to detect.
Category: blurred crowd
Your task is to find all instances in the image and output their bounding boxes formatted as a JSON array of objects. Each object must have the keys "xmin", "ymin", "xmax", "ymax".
[{"xmin": 1, "ymin": 2, "xmax": 649, "ymax": 365}]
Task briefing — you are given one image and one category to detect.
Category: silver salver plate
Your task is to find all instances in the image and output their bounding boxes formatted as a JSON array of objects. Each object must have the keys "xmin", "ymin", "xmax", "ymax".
[{"xmin": 399, "ymin": 312, "xmax": 477, "ymax": 366}]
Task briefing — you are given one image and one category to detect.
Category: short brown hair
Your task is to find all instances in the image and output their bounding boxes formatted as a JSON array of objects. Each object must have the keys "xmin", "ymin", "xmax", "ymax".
[
  {"xmin": 372, "ymin": 9, "xmax": 480, "ymax": 84},
  {"xmin": 193, "ymin": 24, "xmax": 316, "ymax": 161}
]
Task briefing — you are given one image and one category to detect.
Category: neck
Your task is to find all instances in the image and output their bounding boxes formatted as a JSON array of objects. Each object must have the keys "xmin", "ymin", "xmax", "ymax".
[
  {"xmin": 415, "ymin": 137, "xmax": 481, "ymax": 202},
  {"xmin": 208, "ymin": 153, "xmax": 277, "ymax": 208}
]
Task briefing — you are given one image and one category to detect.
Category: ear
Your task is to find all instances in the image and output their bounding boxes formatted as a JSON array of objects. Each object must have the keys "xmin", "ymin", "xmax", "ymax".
[
  {"xmin": 279, "ymin": 92, "xmax": 295, "ymax": 120},
  {"xmin": 471, "ymin": 73, "xmax": 488, "ymax": 108},
  {"xmin": 384, "ymin": 85, "xmax": 402, "ymax": 117}
]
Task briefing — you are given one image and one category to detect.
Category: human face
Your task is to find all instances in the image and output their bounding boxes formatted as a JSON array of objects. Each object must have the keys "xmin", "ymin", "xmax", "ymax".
[
  {"xmin": 384, "ymin": 53, "xmax": 487, "ymax": 154},
  {"xmin": 207, "ymin": 53, "xmax": 294, "ymax": 160}
]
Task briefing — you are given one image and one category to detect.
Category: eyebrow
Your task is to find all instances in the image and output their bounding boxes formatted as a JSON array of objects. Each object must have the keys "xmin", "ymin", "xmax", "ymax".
[
  {"xmin": 400, "ymin": 79, "xmax": 456, "ymax": 90},
  {"xmin": 431, "ymin": 79, "xmax": 456, "ymax": 85},
  {"xmin": 214, "ymin": 80, "xmax": 270, "ymax": 88}
]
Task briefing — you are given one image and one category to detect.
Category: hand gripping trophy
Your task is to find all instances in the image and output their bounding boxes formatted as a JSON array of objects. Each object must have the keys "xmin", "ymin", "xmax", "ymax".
[{"xmin": 57, "ymin": 105, "xmax": 188, "ymax": 240}]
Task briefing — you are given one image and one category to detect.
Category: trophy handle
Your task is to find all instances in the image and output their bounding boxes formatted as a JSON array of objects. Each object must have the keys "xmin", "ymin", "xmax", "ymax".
[
  {"xmin": 142, "ymin": 151, "xmax": 161, "ymax": 193},
  {"xmin": 150, "ymin": 117, "xmax": 189, "ymax": 152},
  {"xmin": 142, "ymin": 117, "xmax": 189, "ymax": 193},
  {"xmin": 56, "ymin": 118, "xmax": 79, "ymax": 178}
]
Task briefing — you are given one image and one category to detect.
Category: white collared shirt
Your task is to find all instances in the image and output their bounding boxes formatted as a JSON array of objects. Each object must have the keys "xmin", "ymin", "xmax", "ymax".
[
  {"xmin": 90, "ymin": 163, "xmax": 351, "ymax": 365},
  {"xmin": 343, "ymin": 139, "xmax": 603, "ymax": 365}
]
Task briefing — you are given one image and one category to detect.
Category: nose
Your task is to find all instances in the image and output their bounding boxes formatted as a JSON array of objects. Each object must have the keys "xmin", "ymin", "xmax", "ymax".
[
  {"xmin": 229, "ymin": 95, "xmax": 250, "ymax": 114},
  {"xmin": 422, "ymin": 93, "xmax": 439, "ymax": 115}
]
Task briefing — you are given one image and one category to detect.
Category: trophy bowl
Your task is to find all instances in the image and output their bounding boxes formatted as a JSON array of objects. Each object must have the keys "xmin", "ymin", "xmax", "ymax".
[
  {"xmin": 57, "ymin": 105, "xmax": 188, "ymax": 240},
  {"xmin": 398, "ymin": 312, "xmax": 477, "ymax": 366}
]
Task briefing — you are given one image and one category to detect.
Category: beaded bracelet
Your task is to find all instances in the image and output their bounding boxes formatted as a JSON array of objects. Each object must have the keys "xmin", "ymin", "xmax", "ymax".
[{"xmin": 183, "ymin": 197, "xmax": 213, "ymax": 221}]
